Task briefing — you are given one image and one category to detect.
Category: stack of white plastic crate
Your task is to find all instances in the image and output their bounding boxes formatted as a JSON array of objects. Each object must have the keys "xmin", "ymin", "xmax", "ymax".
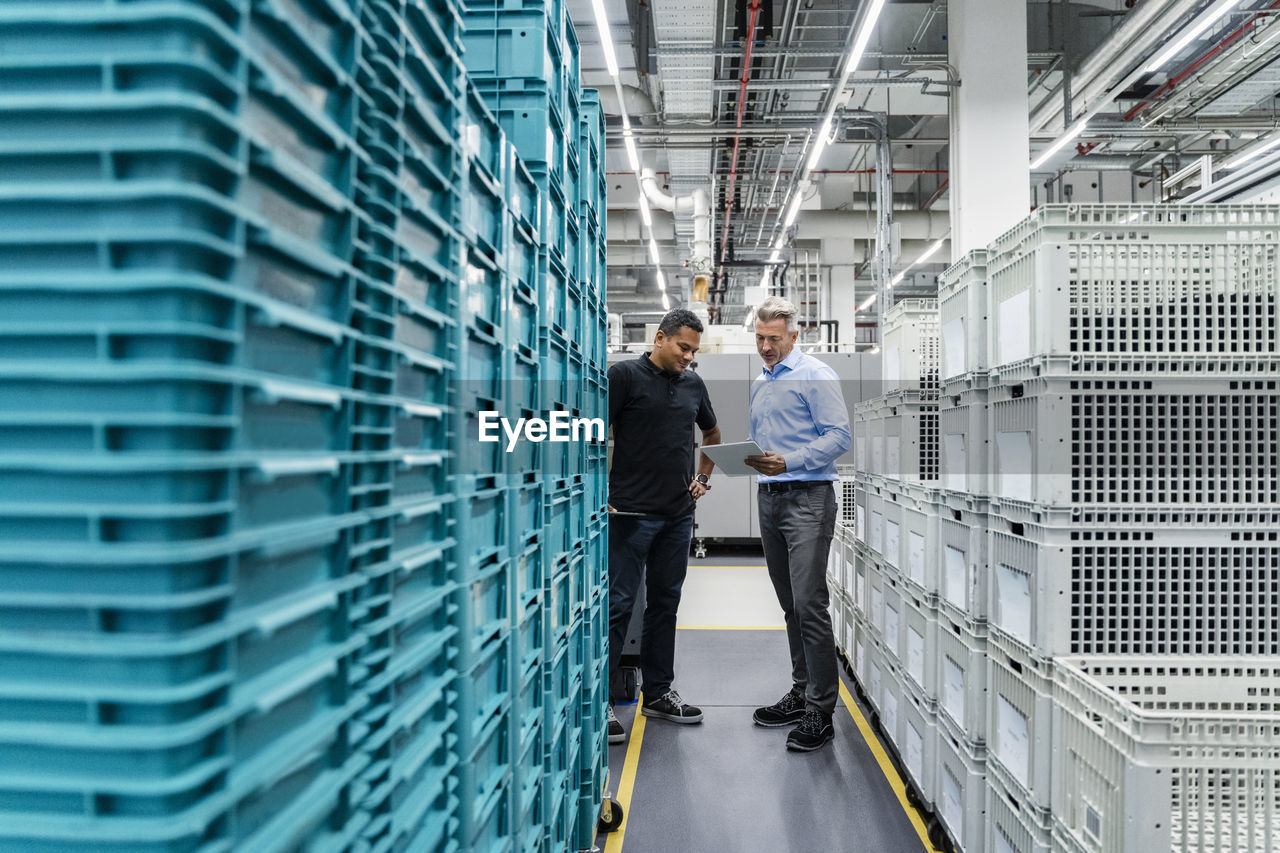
[
  {"xmin": 843, "ymin": 298, "xmax": 967, "ymax": 852},
  {"xmin": 944, "ymin": 204, "xmax": 1280, "ymax": 853}
]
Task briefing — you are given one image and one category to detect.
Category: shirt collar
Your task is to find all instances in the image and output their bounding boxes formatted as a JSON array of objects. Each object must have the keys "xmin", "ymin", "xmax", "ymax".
[
  {"xmin": 641, "ymin": 351, "xmax": 681, "ymax": 378},
  {"xmin": 764, "ymin": 347, "xmax": 803, "ymax": 376}
]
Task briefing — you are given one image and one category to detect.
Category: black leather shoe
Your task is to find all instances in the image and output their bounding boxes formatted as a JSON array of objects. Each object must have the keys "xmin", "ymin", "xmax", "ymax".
[
  {"xmin": 786, "ymin": 709, "xmax": 834, "ymax": 752},
  {"xmin": 753, "ymin": 685, "xmax": 806, "ymax": 727},
  {"xmin": 641, "ymin": 689, "xmax": 703, "ymax": 724}
]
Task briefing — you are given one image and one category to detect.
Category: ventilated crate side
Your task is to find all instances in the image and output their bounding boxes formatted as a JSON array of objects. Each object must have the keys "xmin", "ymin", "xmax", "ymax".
[
  {"xmin": 937, "ymin": 503, "xmax": 989, "ymax": 626},
  {"xmin": 985, "ymin": 203, "xmax": 1280, "ymax": 372},
  {"xmin": 897, "ymin": 678, "xmax": 939, "ymax": 811},
  {"xmin": 1051, "ymin": 655, "xmax": 1280, "ymax": 853},
  {"xmin": 939, "ymin": 384, "xmax": 989, "ymax": 498},
  {"xmin": 936, "ymin": 613, "xmax": 988, "ymax": 745},
  {"xmin": 987, "ymin": 770, "xmax": 1054, "ymax": 853},
  {"xmin": 935, "ymin": 712, "xmax": 988, "ymax": 853},
  {"xmin": 987, "ymin": 505, "xmax": 1280, "ymax": 659},
  {"xmin": 894, "ymin": 492, "xmax": 941, "ymax": 600},
  {"xmin": 900, "ymin": 591, "xmax": 938, "ymax": 702},
  {"xmin": 882, "ymin": 298, "xmax": 941, "ymax": 393},
  {"xmin": 988, "ymin": 371, "xmax": 1280, "ymax": 507},
  {"xmin": 938, "ymin": 249, "xmax": 990, "ymax": 380},
  {"xmin": 867, "ymin": 558, "xmax": 904, "ymax": 665},
  {"xmin": 986, "ymin": 632, "xmax": 1055, "ymax": 812}
]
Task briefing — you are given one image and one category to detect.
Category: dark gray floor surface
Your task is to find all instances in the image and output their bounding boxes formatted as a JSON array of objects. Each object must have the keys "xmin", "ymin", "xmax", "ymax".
[{"xmin": 603, "ymin": 629, "xmax": 928, "ymax": 853}]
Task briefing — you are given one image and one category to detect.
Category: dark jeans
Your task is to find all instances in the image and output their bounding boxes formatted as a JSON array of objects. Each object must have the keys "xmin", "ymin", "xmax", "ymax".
[
  {"xmin": 607, "ymin": 512, "xmax": 695, "ymax": 700},
  {"xmin": 758, "ymin": 483, "xmax": 838, "ymax": 715}
]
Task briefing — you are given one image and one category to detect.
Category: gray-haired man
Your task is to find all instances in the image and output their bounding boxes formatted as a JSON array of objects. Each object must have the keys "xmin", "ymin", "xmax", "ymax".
[{"xmin": 744, "ymin": 296, "xmax": 851, "ymax": 752}]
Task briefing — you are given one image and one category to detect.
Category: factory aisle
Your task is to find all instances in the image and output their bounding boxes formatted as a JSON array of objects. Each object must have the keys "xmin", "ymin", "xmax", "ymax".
[{"xmin": 598, "ymin": 555, "xmax": 939, "ymax": 853}]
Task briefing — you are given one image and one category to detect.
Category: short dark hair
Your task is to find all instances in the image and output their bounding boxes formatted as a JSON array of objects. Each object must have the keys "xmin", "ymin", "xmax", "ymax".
[{"xmin": 657, "ymin": 308, "xmax": 703, "ymax": 336}]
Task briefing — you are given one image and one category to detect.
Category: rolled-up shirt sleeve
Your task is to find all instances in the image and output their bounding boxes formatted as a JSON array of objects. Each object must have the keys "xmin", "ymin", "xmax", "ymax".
[{"xmin": 780, "ymin": 367, "xmax": 851, "ymax": 474}]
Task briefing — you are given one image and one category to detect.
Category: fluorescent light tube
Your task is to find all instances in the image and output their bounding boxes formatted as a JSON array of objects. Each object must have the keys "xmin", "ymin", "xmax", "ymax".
[
  {"xmin": 844, "ymin": 0, "xmax": 888, "ymax": 76},
  {"xmin": 648, "ymin": 239, "xmax": 660, "ymax": 265},
  {"xmin": 661, "ymin": 293, "xmax": 670, "ymax": 310},
  {"xmin": 624, "ymin": 132, "xmax": 639, "ymax": 172},
  {"xmin": 590, "ymin": 0, "xmax": 620, "ymax": 77},
  {"xmin": 889, "ymin": 272, "xmax": 905, "ymax": 289},
  {"xmin": 768, "ymin": 250, "xmax": 781, "ymax": 264},
  {"xmin": 656, "ymin": 270, "xmax": 666, "ymax": 292},
  {"xmin": 917, "ymin": 237, "xmax": 945, "ymax": 264},
  {"xmin": 858, "ymin": 293, "xmax": 877, "ymax": 311},
  {"xmin": 638, "ymin": 193, "xmax": 652, "ymax": 227},
  {"xmin": 1224, "ymin": 133, "xmax": 1280, "ymax": 170},
  {"xmin": 1030, "ymin": 118, "xmax": 1088, "ymax": 170},
  {"xmin": 782, "ymin": 193, "xmax": 804, "ymax": 228},
  {"xmin": 805, "ymin": 116, "xmax": 833, "ymax": 173},
  {"xmin": 1144, "ymin": 0, "xmax": 1240, "ymax": 73}
]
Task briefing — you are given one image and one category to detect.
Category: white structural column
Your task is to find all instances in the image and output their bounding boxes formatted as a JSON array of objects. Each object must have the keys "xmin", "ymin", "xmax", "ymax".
[{"xmin": 948, "ymin": 0, "xmax": 1031, "ymax": 258}]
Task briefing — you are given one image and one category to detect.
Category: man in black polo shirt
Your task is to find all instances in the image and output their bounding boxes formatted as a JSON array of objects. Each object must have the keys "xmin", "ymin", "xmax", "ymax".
[{"xmin": 606, "ymin": 308, "xmax": 721, "ymax": 743}]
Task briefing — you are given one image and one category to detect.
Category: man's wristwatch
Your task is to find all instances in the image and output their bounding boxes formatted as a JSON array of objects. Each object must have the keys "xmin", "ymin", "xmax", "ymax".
[{"xmin": 694, "ymin": 473, "xmax": 711, "ymax": 489}]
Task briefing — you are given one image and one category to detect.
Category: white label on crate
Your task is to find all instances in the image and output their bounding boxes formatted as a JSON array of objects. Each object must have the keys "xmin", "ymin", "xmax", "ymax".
[
  {"xmin": 996, "ymin": 430, "xmax": 1034, "ymax": 502},
  {"xmin": 908, "ymin": 626, "xmax": 924, "ymax": 686},
  {"xmin": 884, "ymin": 346, "xmax": 901, "ymax": 391},
  {"xmin": 906, "ymin": 720, "xmax": 923, "ymax": 785},
  {"xmin": 855, "ymin": 435, "xmax": 867, "ymax": 469},
  {"xmin": 944, "ymin": 433, "xmax": 967, "ymax": 492},
  {"xmin": 943, "ymin": 767, "xmax": 963, "ymax": 838},
  {"xmin": 856, "ymin": 504, "xmax": 866, "ymax": 542},
  {"xmin": 872, "ymin": 437, "xmax": 885, "ymax": 475},
  {"xmin": 908, "ymin": 531, "xmax": 926, "ymax": 586},
  {"xmin": 870, "ymin": 511, "xmax": 884, "ymax": 554},
  {"xmin": 882, "ymin": 690, "xmax": 898, "ymax": 737},
  {"xmin": 872, "ymin": 588, "xmax": 884, "ymax": 631},
  {"xmin": 996, "ymin": 563, "xmax": 1032, "ymax": 645},
  {"xmin": 886, "ymin": 440, "xmax": 901, "ymax": 479},
  {"xmin": 884, "ymin": 600, "xmax": 899, "ymax": 649},
  {"xmin": 997, "ymin": 289, "xmax": 1031, "ymax": 365},
  {"xmin": 997, "ymin": 695, "xmax": 1031, "ymax": 789},
  {"xmin": 884, "ymin": 520, "xmax": 900, "ymax": 568},
  {"xmin": 942, "ymin": 317, "xmax": 966, "ymax": 379},
  {"xmin": 855, "ymin": 566, "xmax": 865, "ymax": 610},
  {"xmin": 943, "ymin": 657, "xmax": 965, "ymax": 725},
  {"xmin": 944, "ymin": 545, "xmax": 967, "ymax": 609}
]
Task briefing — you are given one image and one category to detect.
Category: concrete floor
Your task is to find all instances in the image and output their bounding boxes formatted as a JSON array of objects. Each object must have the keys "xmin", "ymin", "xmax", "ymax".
[{"xmin": 597, "ymin": 550, "xmax": 939, "ymax": 853}]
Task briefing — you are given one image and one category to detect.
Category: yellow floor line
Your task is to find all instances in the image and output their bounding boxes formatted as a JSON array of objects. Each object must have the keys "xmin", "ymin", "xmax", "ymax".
[
  {"xmin": 838, "ymin": 680, "xmax": 943, "ymax": 853},
  {"xmin": 677, "ymin": 624, "xmax": 786, "ymax": 630},
  {"xmin": 602, "ymin": 693, "xmax": 647, "ymax": 853},
  {"xmin": 686, "ymin": 564, "xmax": 770, "ymax": 569}
]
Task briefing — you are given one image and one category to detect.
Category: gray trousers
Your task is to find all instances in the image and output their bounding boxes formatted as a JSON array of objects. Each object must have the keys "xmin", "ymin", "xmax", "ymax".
[{"xmin": 758, "ymin": 483, "xmax": 838, "ymax": 715}]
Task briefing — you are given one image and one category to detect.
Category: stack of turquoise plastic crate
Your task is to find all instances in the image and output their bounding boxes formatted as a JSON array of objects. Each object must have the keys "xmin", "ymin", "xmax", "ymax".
[
  {"xmin": 461, "ymin": 1, "xmax": 610, "ymax": 850},
  {"xmin": 0, "ymin": 0, "xmax": 608, "ymax": 851}
]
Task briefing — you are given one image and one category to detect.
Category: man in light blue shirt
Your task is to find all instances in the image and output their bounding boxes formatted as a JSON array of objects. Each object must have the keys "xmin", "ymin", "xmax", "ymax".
[{"xmin": 745, "ymin": 296, "xmax": 851, "ymax": 752}]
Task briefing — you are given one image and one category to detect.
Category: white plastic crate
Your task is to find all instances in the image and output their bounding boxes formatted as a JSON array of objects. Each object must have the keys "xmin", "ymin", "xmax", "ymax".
[
  {"xmin": 900, "ymin": 591, "xmax": 937, "ymax": 701},
  {"xmin": 837, "ymin": 464, "xmax": 859, "ymax": 524},
  {"xmin": 938, "ymin": 249, "xmax": 989, "ymax": 380},
  {"xmin": 935, "ymin": 712, "xmax": 988, "ymax": 853},
  {"xmin": 985, "ymin": 203, "xmax": 1280, "ymax": 372},
  {"xmin": 891, "ymin": 490, "xmax": 941, "ymax": 600},
  {"xmin": 882, "ymin": 298, "xmax": 941, "ymax": 392},
  {"xmin": 987, "ymin": 631, "xmax": 1055, "ymax": 812},
  {"xmin": 939, "ymin": 384, "xmax": 989, "ymax": 497},
  {"xmin": 936, "ymin": 612, "xmax": 988, "ymax": 745},
  {"xmin": 1052, "ymin": 655, "xmax": 1280, "ymax": 853},
  {"xmin": 851, "ymin": 478, "xmax": 869, "ymax": 543},
  {"xmin": 860, "ymin": 394, "xmax": 940, "ymax": 485},
  {"xmin": 866, "ymin": 559, "xmax": 903, "ymax": 665},
  {"xmin": 987, "ymin": 769, "xmax": 1054, "ymax": 853},
  {"xmin": 854, "ymin": 399, "xmax": 884, "ymax": 477},
  {"xmin": 987, "ymin": 504, "xmax": 1280, "ymax": 658},
  {"xmin": 896, "ymin": 677, "xmax": 938, "ymax": 811},
  {"xmin": 988, "ymin": 370, "xmax": 1279, "ymax": 507},
  {"xmin": 866, "ymin": 490, "xmax": 888, "ymax": 559},
  {"xmin": 937, "ymin": 502, "xmax": 989, "ymax": 626}
]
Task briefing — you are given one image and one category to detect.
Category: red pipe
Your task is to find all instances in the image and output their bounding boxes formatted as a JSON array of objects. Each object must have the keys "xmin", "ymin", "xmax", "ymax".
[
  {"xmin": 717, "ymin": 0, "xmax": 762, "ymax": 269},
  {"xmin": 1122, "ymin": 1, "xmax": 1279, "ymax": 121}
]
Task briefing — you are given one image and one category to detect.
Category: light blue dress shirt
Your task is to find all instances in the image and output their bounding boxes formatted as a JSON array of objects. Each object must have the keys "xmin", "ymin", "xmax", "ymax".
[{"xmin": 749, "ymin": 348, "xmax": 852, "ymax": 483}]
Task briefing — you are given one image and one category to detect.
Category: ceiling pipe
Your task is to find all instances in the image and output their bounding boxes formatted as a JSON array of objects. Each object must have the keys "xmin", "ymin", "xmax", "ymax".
[
  {"xmin": 639, "ymin": 168, "xmax": 713, "ymax": 298},
  {"xmin": 717, "ymin": 0, "xmax": 763, "ymax": 274}
]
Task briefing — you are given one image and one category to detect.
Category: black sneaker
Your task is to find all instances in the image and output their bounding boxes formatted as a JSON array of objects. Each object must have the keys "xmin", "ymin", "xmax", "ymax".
[
  {"xmin": 641, "ymin": 689, "xmax": 703, "ymax": 724},
  {"xmin": 607, "ymin": 704, "xmax": 626, "ymax": 744},
  {"xmin": 786, "ymin": 709, "xmax": 834, "ymax": 752},
  {"xmin": 753, "ymin": 685, "xmax": 807, "ymax": 727}
]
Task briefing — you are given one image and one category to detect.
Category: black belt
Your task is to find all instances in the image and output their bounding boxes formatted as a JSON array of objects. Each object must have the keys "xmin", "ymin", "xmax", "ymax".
[{"xmin": 758, "ymin": 480, "xmax": 832, "ymax": 494}]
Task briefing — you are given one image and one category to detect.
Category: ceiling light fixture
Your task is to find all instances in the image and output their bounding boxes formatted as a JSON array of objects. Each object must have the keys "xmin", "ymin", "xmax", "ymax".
[
  {"xmin": 844, "ymin": 0, "xmax": 888, "ymax": 76},
  {"xmin": 623, "ymin": 131, "xmax": 640, "ymax": 172},
  {"xmin": 1030, "ymin": 118, "xmax": 1089, "ymax": 170},
  {"xmin": 648, "ymin": 239, "xmax": 660, "ymax": 266},
  {"xmin": 590, "ymin": 0, "xmax": 620, "ymax": 76},
  {"xmin": 888, "ymin": 234, "xmax": 948, "ymax": 288},
  {"xmin": 656, "ymin": 270, "xmax": 666, "ymax": 292},
  {"xmin": 1144, "ymin": 0, "xmax": 1241, "ymax": 73},
  {"xmin": 768, "ymin": 249, "xmax": 781, "ymax": 264},
  {"xmin": 805, "ymin": 116, "xmax": 834, "ymax": 173},
  {"xmin": 858, "ymin": 293, "xmax": 877, "ymax": 311},
  {"xmin": 782, "ymin": 192, "xmax": 804, "ymax": 229},
  {"xmin": 638, "ymin": 192, "xmax": 652, "ymax": 227},
  {"xmin": 661, "ymin": 292, "xmax": 670, "ymax": 311},
  {"xmin": 1223, "ymin": 133, "xmax": 1280, "ymax": 170}
]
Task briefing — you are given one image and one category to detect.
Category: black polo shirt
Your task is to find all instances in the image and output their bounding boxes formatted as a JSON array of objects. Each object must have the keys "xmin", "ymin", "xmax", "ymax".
[{"xmin": 608, "ymin": 353, "xmax": 717, "ymax": 518}]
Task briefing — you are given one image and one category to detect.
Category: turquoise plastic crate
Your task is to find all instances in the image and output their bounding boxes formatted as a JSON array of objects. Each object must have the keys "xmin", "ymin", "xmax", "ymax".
[
  {"xmin": 543, "ymin": 482, "xmax": 585, "ymax": 557},
  {"xmin": 512, "ymin": 711, "xmax": 546, "ymax": 849},
  {"xmin": 456, "ymin": 550, "xmax": 512, "ymax": 663},
  {"xmin": 461, "ymin": 82, "xmax": 506, "ymax": 185},
  {"xmin": 462, "ymin": 11, "xmax": 569, "ymax": 112},
  {"xmin": 512, "ymin": 646, "xmax": 544, "ymax": 754},
  {"xmin": 506, "ymin": 144, "xmax": 541, "ymax": 237},
  {"xmin": 546, "ymin": 561, "xmax": 573, "ymax": 648},
  {"xmin": 539, "ymin": 250, "xmax": 578, "ymax": 342},
  {"xmin": 509, "ymin": 481, "xmax": 544, "ymax": 553},
  {"xmin": 472, "ymin": 83, "xmax": 571, "ymax": 173},
  {"xmin": 457, "ymin": 707, "xmax": 513, "ymax": 852},
  {"xmin": 511, "ymin": 535, "xmax": 545, "ymax": 611}
]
